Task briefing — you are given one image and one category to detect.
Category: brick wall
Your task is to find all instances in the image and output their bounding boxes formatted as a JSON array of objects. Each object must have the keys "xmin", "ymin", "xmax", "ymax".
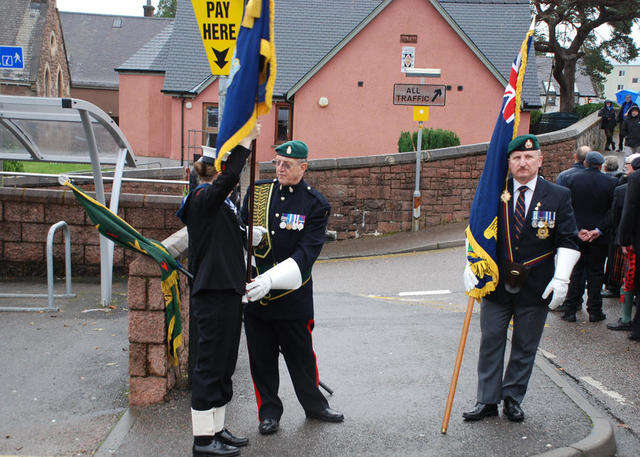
[
  {"xmin": 260, "ymin": 113, "xmax": 603, "ymax": 240},
  {"xmin": 0, "ymin": 187, "xmax": 183, "ymax": 278}
]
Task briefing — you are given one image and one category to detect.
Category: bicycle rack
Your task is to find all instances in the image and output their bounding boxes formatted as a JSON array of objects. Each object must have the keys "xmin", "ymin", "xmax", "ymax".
[{"xmin": 0, "ymin": 221, "xmax": 76, "ymax": 311}]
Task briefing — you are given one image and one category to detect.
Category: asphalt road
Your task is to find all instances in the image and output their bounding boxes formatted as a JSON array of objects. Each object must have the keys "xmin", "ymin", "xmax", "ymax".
[{"xmin": 2, "ymin": 247, "xmax": 639, "ymax": 456}]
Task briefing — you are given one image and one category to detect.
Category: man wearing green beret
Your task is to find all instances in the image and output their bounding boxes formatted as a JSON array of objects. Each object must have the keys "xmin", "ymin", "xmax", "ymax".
[
  {"xmin": 241, "ymin": 140, "xmax": 343, "ymax": 436},
  {"xmin": 463, "ymin": 134, "xmax": 580, "ymax": 422}
]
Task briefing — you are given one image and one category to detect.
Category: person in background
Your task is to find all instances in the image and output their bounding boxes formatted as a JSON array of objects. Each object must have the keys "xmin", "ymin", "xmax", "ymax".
[
  {"xmin": 598, "ymin": 100, "xmax": 617, "ymax": 151},
  {"xmin": 622, "ymin": 105, "xmax": 640, "ymax": 155},
  {"xmin": 556, "ymin": 145, "xmax": 591, "ymax": 187},
  {"xmin": 618, "ymin": 95, "xmax": 634, "ymax": 152}
]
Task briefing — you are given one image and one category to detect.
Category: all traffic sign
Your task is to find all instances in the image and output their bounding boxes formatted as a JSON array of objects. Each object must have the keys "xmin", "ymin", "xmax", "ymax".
[
  {"xmin": 192, "ymin": 0, "xmax": 244, "ymax": 75},
  {"xmin": 0, "ymin": 46, "xmax": 24, "ymax": 69},
  {"xmin": 393, "ymin": 83, "xmax": 446, "ymax": 106}
]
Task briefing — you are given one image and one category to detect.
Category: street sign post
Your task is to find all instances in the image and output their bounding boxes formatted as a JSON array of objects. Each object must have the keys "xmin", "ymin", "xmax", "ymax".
[
  {"xmin": 393, "ymin": 83, "xmax": 446, "ymax": 106},
  {"xmin": 0, "ymin": 46, "xmax": 24, "ymax": 69},
  {"xmin": 191, "ymin": 0, "xmax": 244, "ymax": 75}
]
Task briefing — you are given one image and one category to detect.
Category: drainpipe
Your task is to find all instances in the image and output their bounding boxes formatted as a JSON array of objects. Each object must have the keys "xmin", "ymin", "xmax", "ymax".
[{"xmin": 181, "ymin": 97, "xmax": 185, "ymax": 166}]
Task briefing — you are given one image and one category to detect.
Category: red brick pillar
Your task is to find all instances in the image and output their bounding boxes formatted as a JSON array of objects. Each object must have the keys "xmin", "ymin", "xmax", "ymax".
[{"xmin": 128, "ymin": 254, "xmax": 190, "ymax": 406}]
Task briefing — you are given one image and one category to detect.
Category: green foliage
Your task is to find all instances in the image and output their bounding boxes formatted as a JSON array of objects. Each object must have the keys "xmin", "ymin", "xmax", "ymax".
[
  {"xmin": 397, "ymin": 128, "xmax": 461, "ymax": 152},
  {"xmin": 529, "ymin": 110, "xmax": 542, "ymax": 128},
  {"xmin": 2, "ymin": 160, "xmax": 24, "ymax": 172},
  {"xmin": 155, "ymin": 0, "xmax": 177, "ymax": 17},
  {"xmin": 574, "ymin": 102, "xmax": 604, "ymax": 119}
]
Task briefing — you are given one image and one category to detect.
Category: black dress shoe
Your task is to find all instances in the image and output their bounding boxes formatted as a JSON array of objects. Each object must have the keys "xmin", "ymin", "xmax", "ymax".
[
  {"xmin": 601, "ymin": 289, "xmax": 619, "ymax": 298},
  {"xmin": 193, "ymin": 438, "xmax": 240, "ymax": 457},
  {"xmin": 258, "ymin": 418, "xmax": 279, "ymax": 435},
  {"xmin": 551, "ymin": 303, "xmax": 571, "ymax": 313},
  {"xmin": 306, "ymin": 407, "xmax": 344, "ymax": 422},
  {"xmin": 503, "ymin": 397, "xmax": 524, "ymax": 422},
  {"xmin": 561, "ymin": 312, "xmax": 577, "ymax": 322},
  {"xmin": 589, "ymin": 313, "xmax": 606, "ymax": 322},
  {"xmin": 215, "ymin": 429, "xmax": 248, "ymax": 447},
  {"xmin": 462, "ymin": 402, "xmax": 498, "ymax": 421},
  {"xmin": 607, "ymin": 318, "xmax": 632, "ymax": 331},
  {"xmin": 629, "ymin": 334, "xmax": 640, "ymax": 341}
]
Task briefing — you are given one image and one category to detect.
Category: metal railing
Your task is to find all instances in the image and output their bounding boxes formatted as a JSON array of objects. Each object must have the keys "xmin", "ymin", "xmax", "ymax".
[{"xmin": 0, "ymin": 221, "xmax": 76, "ymax": 312}]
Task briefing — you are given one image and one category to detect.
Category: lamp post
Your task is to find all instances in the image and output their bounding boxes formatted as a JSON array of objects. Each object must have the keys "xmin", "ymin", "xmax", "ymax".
[{"xmin": 405, "ymin": 68, "xmax": 441, "ymax": 232}]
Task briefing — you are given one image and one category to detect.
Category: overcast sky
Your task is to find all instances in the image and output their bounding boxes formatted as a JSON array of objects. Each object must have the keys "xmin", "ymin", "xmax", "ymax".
[{"xmin": 57, "ymin": 0, "xmax": 161, "ymax": 16}]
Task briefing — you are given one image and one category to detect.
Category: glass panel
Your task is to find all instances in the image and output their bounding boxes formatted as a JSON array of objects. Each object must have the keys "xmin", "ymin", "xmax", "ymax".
[
  {"xmin": 0, "ymin": 122, "xmax": 29, "ymax": 156},
  {"xmin": 206, "ymin": 106, "xmax": 218, "ymax": 128},
  {"xmin": 206, "ymin": 133, "xmax": 217, "ymax": 147},
  {"xmin": 277, "ymin": 106, "xmax": 289, "ymax": 142}
]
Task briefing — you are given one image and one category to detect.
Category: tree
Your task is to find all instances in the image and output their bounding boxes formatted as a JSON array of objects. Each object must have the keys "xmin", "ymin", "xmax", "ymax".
[
  {"xmin": 155, "ymin": 0, "xmax": 177, "ymax": 18},
  {"xmin": 533, "ymin": 0, "xmax": 640, "ymax": 111}
]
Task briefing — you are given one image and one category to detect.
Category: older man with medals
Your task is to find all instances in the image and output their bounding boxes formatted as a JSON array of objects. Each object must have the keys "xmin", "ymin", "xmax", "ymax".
[
  {"xmin": 463, "ymin": 134, "xmax": 580, "ymax": 422},
  {"xmin": 241, "ymin": 140, "xmax": 343, "ymax": 436}
]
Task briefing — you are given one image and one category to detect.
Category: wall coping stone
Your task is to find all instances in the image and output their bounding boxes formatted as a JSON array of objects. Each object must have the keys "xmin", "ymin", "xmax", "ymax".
[{"xmin": 0, "ymin": 187, "xmax": 182, "ymax": 207}]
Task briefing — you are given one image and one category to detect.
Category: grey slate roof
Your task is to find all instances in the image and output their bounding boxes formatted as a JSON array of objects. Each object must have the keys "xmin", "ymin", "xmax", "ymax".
[
  {"xmin": 536, "ymin": 55, "xmax": 598, "ymax": 98},
  {"xmin": 118, "ymin": 22, "xmax": 174, "ymax": 73},
  {"xmin": 0, "ymin": 0, "xmax": 49, "ymax": 84},
  {"xmin": 122, "ymin": 0, "xmax": 539, "ymax": 107},
  {"xmin": 59, "ymin": 12, "xmax": 172, "ymax": 88},
  {"xmin": 437, "ymin": 0, "xmax": 539, "ymax": 107}
]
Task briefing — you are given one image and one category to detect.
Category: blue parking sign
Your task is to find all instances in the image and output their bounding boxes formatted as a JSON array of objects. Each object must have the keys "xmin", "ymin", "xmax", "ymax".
[{"xmin": 0, "ymin": 46, "xmax": 24, "ymax": 69}]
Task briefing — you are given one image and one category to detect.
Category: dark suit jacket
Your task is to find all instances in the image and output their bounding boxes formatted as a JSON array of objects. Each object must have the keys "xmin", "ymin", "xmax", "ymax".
[
  {"xmin": 180, "ymin": 146, "xmax": 250, "ymax": 295},
  {"xmin": 565, "ymin": 168, "xmax": 616, "ymax": 244},
  {"xmin": 612, "ymin": 182, "xmax": 627, "ymax": 246},
  {"xmin": 619, "ymin": 169, "xmax": 640, "ymax": 252},
  {"xmin": 487, "ymin": 176, "xmax": 578, "ymax": 306}
]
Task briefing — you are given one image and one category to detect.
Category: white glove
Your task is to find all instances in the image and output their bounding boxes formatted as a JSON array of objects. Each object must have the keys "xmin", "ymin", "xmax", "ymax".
[
  {"xmin": 542, "ymin": 247, "xmax": 580, "ymax": 309},
  {"xmin": 246, "ymin": 274, "xmax": 272, "ymax": 302},
  {"xmin": 246, "ymin": 258, "xmax": 302, "ymax": 302},
  {"xmin": 463, "ymin": 263, "xmax": 479, "ymax": 292},
  {"xmin": 252, "ymin": 226, "xmax": 267, "ymax": 246}
]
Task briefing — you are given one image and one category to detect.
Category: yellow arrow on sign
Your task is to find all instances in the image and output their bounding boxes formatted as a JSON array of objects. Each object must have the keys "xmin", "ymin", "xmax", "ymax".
[{"xmin": 191, "ymin": 0, "xmax": 244, "ymax": 75}]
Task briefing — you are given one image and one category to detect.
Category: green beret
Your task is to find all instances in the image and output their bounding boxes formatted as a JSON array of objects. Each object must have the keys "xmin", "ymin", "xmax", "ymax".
[
  {"xmin": 507, "ymin": 134, "xmax": 540, "ymax": 155},
  {"xmin": 275, "ymin": 140, "xmax": 308, "ymax": 159}
]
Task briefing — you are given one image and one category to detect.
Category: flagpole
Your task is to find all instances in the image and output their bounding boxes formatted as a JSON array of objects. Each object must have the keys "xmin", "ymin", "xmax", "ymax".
[
  {"xmin": 441, "ymin": 294, "xmax": 475, "ymax": 434},
  {"xmin": 246, "ymin": 138, "xmax": 256, "ymax": 282}
]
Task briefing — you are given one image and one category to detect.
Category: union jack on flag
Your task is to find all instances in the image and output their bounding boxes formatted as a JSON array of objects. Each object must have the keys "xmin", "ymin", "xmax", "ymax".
[{"xmin": 465, "ymin": 20, "xmax": 535, "ymax": 299}]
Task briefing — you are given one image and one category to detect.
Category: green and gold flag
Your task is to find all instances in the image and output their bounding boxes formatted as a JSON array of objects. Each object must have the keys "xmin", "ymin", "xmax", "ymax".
[{"xmin": 63, "ymin": 180, "xmax": 183, "ymax": 366}]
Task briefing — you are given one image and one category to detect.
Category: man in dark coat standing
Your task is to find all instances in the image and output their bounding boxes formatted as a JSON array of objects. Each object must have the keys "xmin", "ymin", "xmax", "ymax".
[
  {"xmin": 242, "ymin": 140, "xmax": 343, "ymax": 435},
  {"xmin": 598, "ymin": 100, "xmax": 617, "ymax": 151},
  {"xmin": 618, "ymin": 156, "xmax": 640, "ymax": 341},
  {"xmin": 560, "ymin": 151, "xmax": 617, "ymax": 323},
  {"xmin": 556, "ymin": 145, "xmax": 590, "ymax": 187},
  {"xmin": 463, "ymin": 134, "xmax": 579, "ymax": 422}
]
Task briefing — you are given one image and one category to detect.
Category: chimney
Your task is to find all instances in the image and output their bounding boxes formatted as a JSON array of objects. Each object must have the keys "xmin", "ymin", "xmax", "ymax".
[{"xmin": 143, "ymin": 0, "xmax": 155, "ymax": 17}]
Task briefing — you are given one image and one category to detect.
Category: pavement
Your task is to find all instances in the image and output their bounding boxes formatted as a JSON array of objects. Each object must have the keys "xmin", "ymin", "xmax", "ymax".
[{"xmin": 0, "ymin": 220, "xmax": 618, "ymax": 457}]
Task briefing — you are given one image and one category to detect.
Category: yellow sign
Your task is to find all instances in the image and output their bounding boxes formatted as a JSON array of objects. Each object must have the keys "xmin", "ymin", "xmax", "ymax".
[
  {"xmin": 413, "ymin": 106, "xmax": 429, "ymax": 122},
  {"xmin": 191, "ymin": 0, "xmax": 244, "ymax": 75}
]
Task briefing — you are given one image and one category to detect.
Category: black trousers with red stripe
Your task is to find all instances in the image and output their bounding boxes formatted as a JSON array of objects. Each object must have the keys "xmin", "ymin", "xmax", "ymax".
[{"xmin": 243, "ymin": 312, "xmax": 329, "ymax": 421}]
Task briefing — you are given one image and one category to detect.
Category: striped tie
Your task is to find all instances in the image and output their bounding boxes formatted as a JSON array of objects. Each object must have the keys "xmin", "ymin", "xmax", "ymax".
[{"xmin": 513, "ymin": 185, "xmax": 528, "ymax": 240}]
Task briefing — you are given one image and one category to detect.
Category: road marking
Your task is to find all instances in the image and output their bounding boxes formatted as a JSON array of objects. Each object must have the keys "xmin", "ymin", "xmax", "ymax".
[
  {"xmin": 580, "ymin": 376, "xmax": 631, "ymax": 405},
  {"xmin": 398, "ymin": 289, "xmax": 451, "ymax": 296}
]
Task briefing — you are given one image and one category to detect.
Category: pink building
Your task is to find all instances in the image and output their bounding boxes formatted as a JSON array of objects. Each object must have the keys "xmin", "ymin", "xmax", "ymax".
[{"xmin": 116, "ymin": 0, "xmax": 538, "ymax": 165}]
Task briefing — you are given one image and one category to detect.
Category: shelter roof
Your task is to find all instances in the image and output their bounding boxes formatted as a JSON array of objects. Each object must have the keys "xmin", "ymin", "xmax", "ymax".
[{"xmin": 536, "ymin": 55, "xmax": 598, "ymax": 98}]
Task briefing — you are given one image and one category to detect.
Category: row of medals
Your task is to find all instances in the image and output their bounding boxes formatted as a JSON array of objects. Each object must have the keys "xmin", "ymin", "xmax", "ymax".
[
  {"xmin": 531, "ymin": 209, "xmax": 555, "ymax": 239},
  {"xmin": 280, "ymin": 214, "xmax": 305, "ymax": 231}
]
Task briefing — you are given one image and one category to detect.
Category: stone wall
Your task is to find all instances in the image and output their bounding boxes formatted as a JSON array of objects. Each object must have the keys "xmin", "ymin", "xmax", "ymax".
[
  {"xmin": 0, "ymin": 187, "xmax": 183, "ymax": 278},
  {"xmin": 127, "ymin": 228, "xmax": 190, "ymax": 406},
  {"xmin": 259, "ymin": 112, "xmax": 603, "ymax": 239}
]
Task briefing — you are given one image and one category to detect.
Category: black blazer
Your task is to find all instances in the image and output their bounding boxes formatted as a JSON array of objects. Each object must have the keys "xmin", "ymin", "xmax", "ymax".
[
  {"xmin": 565, "ymin": 168, "xmax": 616, "ymax": 244},
  {"xmin": 180, "ymin": 146, "xmax": 250, "ymax": 295},
  {"xmin": 488, "ymin": 176, "xmax": 578, "ymax": 306},
  {"xmin": 619, "ymin": 169, "xmax": 640, "ymax": 252}
]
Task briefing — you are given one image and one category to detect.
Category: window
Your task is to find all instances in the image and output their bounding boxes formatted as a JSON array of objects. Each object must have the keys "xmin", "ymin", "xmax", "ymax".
[
  {"xmin": 57, "ymin": 69, "xmax": 63, "ymax": 97},
  {"xmin": 618, "ymin": 84, "xmax": 624, "ymax": 90},
  {"xmin": 619, "ymin": 70, "xmax": 626, "ymax": 76},
  {"xmin": 545, "ymin": 94, "xmax": 556, "ymax": 106},
  {"xmin": 633, "ymin": 78, "xmax": 639, "ymax": 84},
  {"xmin": 275, "ymin": 103, "xmax": 292, "ymax": 144},
  {"xmin": 202, "ymin": 103, "xmax": 219, "ymax": 147},
  {"xmin": 44, "ymin": 67, "xmax": 50, "ymax": 96}
]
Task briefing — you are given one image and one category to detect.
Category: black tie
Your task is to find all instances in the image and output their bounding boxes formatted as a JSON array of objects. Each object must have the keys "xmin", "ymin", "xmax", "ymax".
[{"xmin": 513, "ymin": 185, "xmax": 528, "ymax": 240}]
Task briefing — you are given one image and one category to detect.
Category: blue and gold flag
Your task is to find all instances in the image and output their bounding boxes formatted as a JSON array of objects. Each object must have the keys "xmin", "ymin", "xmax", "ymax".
[
  {"xmin": 465, "ymin": 21, "xmax": 535, "ymax": 299},
  {"xmin": 215, "ymin": 0, "xmax": 276, "ymax": 171}
]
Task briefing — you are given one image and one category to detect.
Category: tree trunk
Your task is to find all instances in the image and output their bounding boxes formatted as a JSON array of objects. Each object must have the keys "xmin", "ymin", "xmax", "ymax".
[{"xmin": 554, "ymin": 56, "xmax": 578, "ymax": 112}]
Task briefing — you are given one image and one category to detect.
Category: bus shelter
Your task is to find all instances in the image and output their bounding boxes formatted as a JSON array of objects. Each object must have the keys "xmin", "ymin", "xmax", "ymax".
[{"xmin": 0, "ymin": 95, "xmax": 137, "ymax": 306}]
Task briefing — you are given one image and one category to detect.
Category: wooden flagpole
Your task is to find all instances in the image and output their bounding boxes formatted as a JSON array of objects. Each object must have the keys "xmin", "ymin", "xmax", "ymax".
[
  {"xmin": 246, "ymin": 138, "xmax": 256, "ymax": 282},
  {"xmin": 441, "ymin": 294, "xmax": 475, "ymax": 434}
]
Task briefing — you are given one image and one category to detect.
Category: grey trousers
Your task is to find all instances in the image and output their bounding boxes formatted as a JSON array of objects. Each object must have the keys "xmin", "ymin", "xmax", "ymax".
[{"xmin": 477, "ymin": 297, "xmax": 548, "ymax": 404}]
